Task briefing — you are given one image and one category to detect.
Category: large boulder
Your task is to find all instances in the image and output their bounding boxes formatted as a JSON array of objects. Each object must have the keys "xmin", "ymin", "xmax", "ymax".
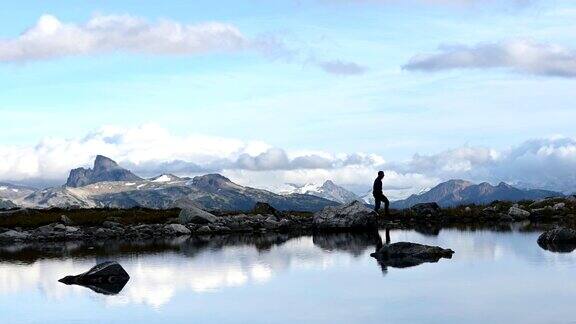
[
  {"xmin": 508, "ymin": 206, "xmax": 530, "ymax": 220},
  {"xmin": 371, "ymin": 242, "xmax": 454, "ymax": 268},
  {"xmin": 179, "ymin": 206, "xmax": 217, "ymax": 225},
  {"xmin": 313, "ymin": 201, "xmax": 377, "ymax": 230},
  {"xmin": 410, "ymin": 202, "xmax": 441, "ymax": 216},
  {"xmin": 59, "ymin": 261, "xmax": 130, "ymax": 295}
]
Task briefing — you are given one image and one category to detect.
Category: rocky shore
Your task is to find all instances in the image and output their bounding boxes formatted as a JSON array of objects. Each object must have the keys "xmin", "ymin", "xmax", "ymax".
[{"xmin": 1, "ymin": 196, "xmax": 575, "ymax": 244}]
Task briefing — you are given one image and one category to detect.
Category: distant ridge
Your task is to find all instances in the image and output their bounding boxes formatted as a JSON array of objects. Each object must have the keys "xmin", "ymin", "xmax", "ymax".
[
  {"xmin": 280, "ymin": 180, "xmax": 359, "ymax": 204},
  {"xmin": 13, "ymin": 155, "xmax": 338, "ymax": 212},
  {"xmin": 391, "ymin": 179, "xmax": 562, "ymax": 209}
]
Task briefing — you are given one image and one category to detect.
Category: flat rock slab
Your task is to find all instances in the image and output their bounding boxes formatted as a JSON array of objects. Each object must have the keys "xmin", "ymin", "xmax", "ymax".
[{"xmin": 371, "ymin": 242, "xmax": 454, "ymax": 268}]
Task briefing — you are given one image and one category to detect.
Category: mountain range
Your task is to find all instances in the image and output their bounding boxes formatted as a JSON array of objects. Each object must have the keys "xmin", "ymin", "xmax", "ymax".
[
  {"xmin": 390, "ymin": 179, "xmax": 562, "ymax": 209},
  {"xmin": 0, "ymin": 156, "xmax": 566, "ymax": 211},
  {"xmin": 0, "ymin": 155, "xmax": 337, "ymax": 212}
]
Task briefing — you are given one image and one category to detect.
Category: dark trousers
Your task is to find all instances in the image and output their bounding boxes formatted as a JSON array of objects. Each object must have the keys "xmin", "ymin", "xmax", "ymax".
[{"xmin": 374, "ymin": 193, "xmax": 390, "ymax": 215}]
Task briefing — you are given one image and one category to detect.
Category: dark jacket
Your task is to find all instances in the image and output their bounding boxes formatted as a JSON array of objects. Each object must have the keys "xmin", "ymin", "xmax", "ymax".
[{"xmin": 373, "ymin": 178, "xmax": 382, "ymax": 196}]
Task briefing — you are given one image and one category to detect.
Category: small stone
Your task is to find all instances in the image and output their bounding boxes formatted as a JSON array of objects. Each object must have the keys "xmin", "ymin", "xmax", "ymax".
[
  {"xmin": 60, "ymin": 215, "xmax": 74, "ymax": 225},
  {"xmin": 103, "ymin": 221, "xmax": 122, "ymax": 229},
  {"xmin": 163, "ymin": 224, "xmax": 191, "ymax": 236},
  {"xmin": 553, "ymin": 203, "xmax": 566, "ymax": 211},
  {"xmin": 197, "ymin": 225, "xmax": 212, "ymax": 233},
  {"xmin": 65, "ymin": 226, "xmax": 80, "ymax": 233},
  {"xmin": 53, "ymin": 223, "xmax": 67, "ymax": 231}
]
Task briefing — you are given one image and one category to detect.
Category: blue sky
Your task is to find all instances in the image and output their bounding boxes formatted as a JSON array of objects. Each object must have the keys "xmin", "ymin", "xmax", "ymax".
[{"xmin": 1, "ymin": 0, "xmax": 576, "ymax": 195}]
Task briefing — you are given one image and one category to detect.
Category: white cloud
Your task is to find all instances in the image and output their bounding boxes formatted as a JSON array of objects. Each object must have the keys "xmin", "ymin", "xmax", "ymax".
[
  {"xmin": 0, "ymin": 14, "xmax": 366, "ymax": 76},
  {"xmin": 318, "ymin": 0, "xmax": 533, "ymax": 8},
  {"xmin": 403, "ymin": 39, "xmax": 576, "ymax": 78},
  {"xmin": 0, "ymin": 14, "xmax": 250, "ymax": 62},
  {"xmin": 398, "ymin": 137, "xmax": 576, "ymax": 193},
  {"xmin": 1, "ymin": 124, "xmax": 575, "ymax": 197},
  {"xmin": 316, "ymin": 60, "xmax": 367, "ymax": 75}
]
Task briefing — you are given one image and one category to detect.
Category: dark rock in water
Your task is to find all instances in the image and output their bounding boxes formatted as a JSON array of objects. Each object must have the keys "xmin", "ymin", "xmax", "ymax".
[
  {"xmin": 538, "ymin": 242, "xmax": 576, "ymax": 253},
  {"xmin": 313, "ymin": 200, "xmax": 377, "ymax": 230},
  {"xmin": 371, "ymin": 242, "xmax": 454, "ymax": 268},
  {"xmin": 537, "ymin": 227, "xmax": 576, "ymax": 244},
  {"xmin": 59, "ymin": 261, "xmax": 130, "ymax": 295},
  {"xmin": 410, "ymin": 202, "xmax": 441, "ymax": 216},
  {"xmin": 252, "ymin": 202, "xmax": 278, "ymax": 216},
  {"xmin": 537, "ymin": 228, "xmax": 576, "ymax": 253}
]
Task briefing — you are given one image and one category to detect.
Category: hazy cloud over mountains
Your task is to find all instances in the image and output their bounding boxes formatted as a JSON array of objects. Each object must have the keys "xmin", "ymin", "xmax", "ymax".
[
  {"xmin": 0, "ymin": 124, "xmax": 575, "ymax": 195},
  {"xmin": 403, "ymin": 39, "xmax": 576, "ymax": 78}
]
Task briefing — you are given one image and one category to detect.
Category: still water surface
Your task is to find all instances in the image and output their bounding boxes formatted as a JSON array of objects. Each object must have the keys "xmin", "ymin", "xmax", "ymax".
[{"xmin": 1, "ymin": 228, "xmax": 575, "ymax": 323}]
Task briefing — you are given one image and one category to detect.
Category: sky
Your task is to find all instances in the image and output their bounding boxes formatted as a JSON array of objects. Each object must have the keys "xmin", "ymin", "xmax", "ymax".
[{"xmin": 1, "ymin": 0, "xmax": 575, "ymax": 197}]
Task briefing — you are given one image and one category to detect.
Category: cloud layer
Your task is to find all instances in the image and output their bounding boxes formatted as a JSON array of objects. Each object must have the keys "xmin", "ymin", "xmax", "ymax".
[
  {"xmin": 0, "ymin": 14, "xmax": 250, "ymax": 62},
  {"xmin": 0, "ymin": 14, "xmax": 365, "ymax": 76},
  {"xmin": 403, "ymin": 39, "xmax": 576, "ymax": 77},
  {"xmin": 1, "ymin": 124, "xmax": 576, "ymax": 197}
]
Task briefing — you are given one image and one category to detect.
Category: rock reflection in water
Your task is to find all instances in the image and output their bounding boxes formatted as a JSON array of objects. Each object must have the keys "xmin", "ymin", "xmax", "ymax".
[
  {"xmin": 312, "ymin": 230, "xmax": 385, "ymax": 257},
  {"xmin": 537, "ymin": 241, "xmax": 576, "ymax": 253}
]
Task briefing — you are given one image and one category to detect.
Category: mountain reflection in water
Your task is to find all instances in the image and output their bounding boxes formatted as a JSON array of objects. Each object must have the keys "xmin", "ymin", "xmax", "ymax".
[{"xmin": 1, "ymin": 228, "xmax": 576, "ymax": 323}]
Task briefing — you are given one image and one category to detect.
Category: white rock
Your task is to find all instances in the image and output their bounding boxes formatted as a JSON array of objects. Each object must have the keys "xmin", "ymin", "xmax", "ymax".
[{"xmin": 553, "ymin": 202, "xmax": 566, "ymax": 211}]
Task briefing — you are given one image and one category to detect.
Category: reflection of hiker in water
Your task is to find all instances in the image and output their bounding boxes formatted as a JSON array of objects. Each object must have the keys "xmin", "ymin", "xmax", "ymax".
[
  {"xmin": 371, "ymin": 228, "xmax": 390, "ymax": 253},
  {"xmin": 373, "ymin": 171, "xmax": 390, "ymax": 216}
]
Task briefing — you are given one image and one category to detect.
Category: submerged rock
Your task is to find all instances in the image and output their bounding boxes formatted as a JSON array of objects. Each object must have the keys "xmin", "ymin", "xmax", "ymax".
[
  {"xmin": 313, "ymin": 201, "xmax": 377, "ymax": 230},
  {"xmin": 179, "ymin": 206, "xmax": 217, "ymax": 225},
  {"xmin": 59, "ymin": 261, "xmax": 130, "ymax": 295},
  {"xmin": 371, "ymin": 242, "xmax": 454, "ymax": 268},
  {"xmin": 538, "ymin": 227, "xmax": 576, "ymax": 245}
]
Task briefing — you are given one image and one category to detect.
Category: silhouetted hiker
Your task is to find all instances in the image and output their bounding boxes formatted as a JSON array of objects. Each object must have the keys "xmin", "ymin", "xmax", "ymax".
[{"xmin": 373, "ymin": 171, "xmax": 390, "ymax": 216}]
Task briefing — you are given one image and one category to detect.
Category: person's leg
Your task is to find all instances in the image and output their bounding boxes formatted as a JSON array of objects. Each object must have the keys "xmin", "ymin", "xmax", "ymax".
[
  {"xmin": 374, "ymin": 196, "xmax": 381, "ymax": 212},
  {"xmin": 383, "ymin": 195, "xmax": 390, "ymax": 217}
]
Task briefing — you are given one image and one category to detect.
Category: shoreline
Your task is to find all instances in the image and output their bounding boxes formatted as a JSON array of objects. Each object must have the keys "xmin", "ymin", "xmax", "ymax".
[{"xmin": 1, "ymin": 196, "xmax": 575, "ymax": 244}]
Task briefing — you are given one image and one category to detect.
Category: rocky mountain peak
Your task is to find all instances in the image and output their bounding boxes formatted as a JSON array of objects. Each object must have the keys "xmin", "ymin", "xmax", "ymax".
[
  {"xmin": 192, "ymin": 174, "xmax": 233, "ymax": 190},
  {"xmin": 66, "ymin": 155, "xmax": 142, "ymax": 188},
  {"xmin": 94, "ymin": 155, "xmax": 120, "ymax": 172},
  {"xmin": 321, "ymin": 180, "xmax": 337, "ymax": 189}
]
